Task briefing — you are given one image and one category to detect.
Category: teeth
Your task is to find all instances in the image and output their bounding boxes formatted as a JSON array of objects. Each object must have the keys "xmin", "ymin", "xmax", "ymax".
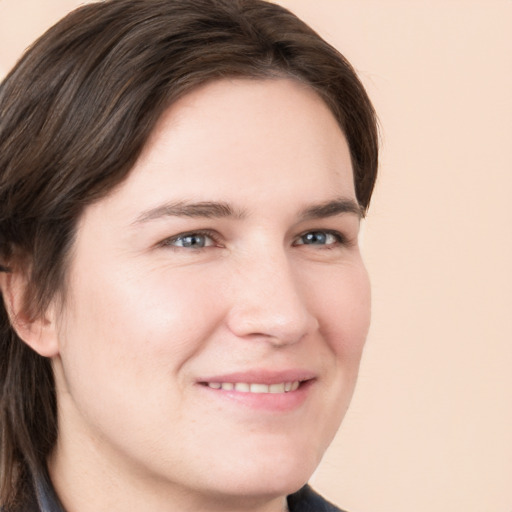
[
  {"xmin": 207, "ymin": 381, "xmax": 301, "ymax": 393},
  {"xmin": 269, "ymin": 383, "xmax": 285, "ymax": 394},
  {"xmin": 250, "ymin": 383, "xmax": 268, "ymax": 393}
]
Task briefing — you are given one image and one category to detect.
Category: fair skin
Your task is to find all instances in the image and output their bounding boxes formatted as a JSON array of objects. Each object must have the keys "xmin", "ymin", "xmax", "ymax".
[{"xmin": 5, "ymin": 78, "xmax": 370, "ymax": 512}]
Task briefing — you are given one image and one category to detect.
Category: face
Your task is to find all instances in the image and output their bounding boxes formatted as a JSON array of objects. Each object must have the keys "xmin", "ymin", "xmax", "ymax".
[{"xmin": 50, "ymin": 78, "xmax": 371, "ymax": 509}]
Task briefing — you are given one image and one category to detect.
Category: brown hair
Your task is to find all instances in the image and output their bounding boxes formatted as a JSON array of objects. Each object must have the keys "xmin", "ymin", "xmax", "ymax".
[{"xmin": 0, "ymin": 0, "xmax": 378, "ymax": 507}]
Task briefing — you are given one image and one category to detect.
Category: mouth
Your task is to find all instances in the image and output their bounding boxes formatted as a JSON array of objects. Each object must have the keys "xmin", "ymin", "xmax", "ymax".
[
  {"xmin": 201, "ymin": 380, "xmax": 302, "ymax": 394},
  {"xmin": 197, "ymin": 371, "xmax": 315, "ymax": 412}
]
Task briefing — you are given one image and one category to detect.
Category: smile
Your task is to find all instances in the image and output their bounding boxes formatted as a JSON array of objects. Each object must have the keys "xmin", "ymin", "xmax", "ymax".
[
  {"xmin": 205, "ymin": 381, "xmax": 301, "ymax": 393},
  {"xmin": 198, "ymin": 374, "xmax": 315, "ymax": 411}
]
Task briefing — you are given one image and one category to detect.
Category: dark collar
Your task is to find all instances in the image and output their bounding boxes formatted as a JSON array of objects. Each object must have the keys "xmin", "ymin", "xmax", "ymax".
[
  {"xmin": 287, "ymin": 485, "xmax": 345, "ymax": 512},
  {"xmin": 19, "ymin": 469, "xmax": 65, "ymax": 512}
]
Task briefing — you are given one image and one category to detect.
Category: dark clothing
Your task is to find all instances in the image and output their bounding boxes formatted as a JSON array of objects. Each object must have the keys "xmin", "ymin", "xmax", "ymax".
[
  {"xmin": 14, "ymin": 471, "xmax": 345, "ymax": 512},
  {"xmin": 287, "ymin": 485, "xmax": 345, "ymax": 512}
]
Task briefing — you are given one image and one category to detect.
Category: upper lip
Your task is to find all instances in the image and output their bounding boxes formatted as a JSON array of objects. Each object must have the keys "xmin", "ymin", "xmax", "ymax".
[{"xmin": 197, "ymin": 369, "xmax": 317, "ymax": 385}]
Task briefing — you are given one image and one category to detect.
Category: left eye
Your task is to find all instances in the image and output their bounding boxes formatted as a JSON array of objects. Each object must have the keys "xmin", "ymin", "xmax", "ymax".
[
  {"xmin": 294, "ymin": 231, "xmax": 342, "ymax": 246},
  {"xmin": 162, "ymin": 232, "xmax": 216, "ymax": 249}
]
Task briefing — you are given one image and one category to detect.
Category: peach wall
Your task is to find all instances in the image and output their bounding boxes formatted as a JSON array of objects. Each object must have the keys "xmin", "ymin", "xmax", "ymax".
[{"xmin": 1, "ymin": 1, "xmax": 511, "ymax": 511}]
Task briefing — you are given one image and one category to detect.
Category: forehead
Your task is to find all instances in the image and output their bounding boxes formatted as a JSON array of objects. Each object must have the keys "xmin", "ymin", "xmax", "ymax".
[
  {"xmin": 79, "ymin": 78, "xmax": 355, "ymax": 228},
  {"xmin": 140, "ymin": 78, "xmax": 351, "ymax": 184}
]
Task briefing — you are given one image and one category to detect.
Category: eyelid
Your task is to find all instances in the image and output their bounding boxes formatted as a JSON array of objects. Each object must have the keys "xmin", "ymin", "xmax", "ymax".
[
  {"xmin": 158, "ymin": 229, "xmax": 221, "ymax": 249},
  {"xmin": 293, "ymin": 229, "xmax": 348, "ymax": 247},
  {"xmin": 156, "ymin": 227, "xmax": 352, "ymax": 250}
]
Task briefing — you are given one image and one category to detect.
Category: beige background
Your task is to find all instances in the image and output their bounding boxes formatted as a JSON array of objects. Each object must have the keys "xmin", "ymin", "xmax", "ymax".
[{"xmin": 1, "ymin": 1, "xmax": 511, "ymax": 511}]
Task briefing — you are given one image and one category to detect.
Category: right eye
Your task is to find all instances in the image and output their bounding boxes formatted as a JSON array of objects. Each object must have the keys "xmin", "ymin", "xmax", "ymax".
[{"xmin": 160, "ymin": 230, "xmax": 218, "ymax": 249}]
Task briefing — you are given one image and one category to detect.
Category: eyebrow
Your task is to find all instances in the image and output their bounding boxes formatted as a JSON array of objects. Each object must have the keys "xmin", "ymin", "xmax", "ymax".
[
  {"xmin": 133, "ymin": 200, "xmax": 246, "ymax": 224},
  {"xmin": 132, "ymin": 197, "xmax": 362, "ymax": 226},
  {"xmin": 298, "ymin": 198, "xmax": 364, "ymax": 220}
]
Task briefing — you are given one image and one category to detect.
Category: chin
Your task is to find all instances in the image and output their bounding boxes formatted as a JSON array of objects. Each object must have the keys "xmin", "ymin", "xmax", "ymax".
[
  {"xmin": 199, "ymin": 442, "xmax": 321, "ymax": 501},
  {"xmin": 204, "ymin": 473, "xmax": 308, "ymax": 505}
]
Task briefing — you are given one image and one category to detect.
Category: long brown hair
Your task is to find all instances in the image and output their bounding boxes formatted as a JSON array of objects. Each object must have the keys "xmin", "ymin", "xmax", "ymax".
[{"xmin": 0, "ymin": 0, "xmax": 378, "ymax": 507}]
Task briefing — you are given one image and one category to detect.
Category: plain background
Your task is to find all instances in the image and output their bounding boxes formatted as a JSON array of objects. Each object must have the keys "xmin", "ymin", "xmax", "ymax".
[{"xmin": 1, "ymin": 1, "xmax": 511, "ymax": 511}]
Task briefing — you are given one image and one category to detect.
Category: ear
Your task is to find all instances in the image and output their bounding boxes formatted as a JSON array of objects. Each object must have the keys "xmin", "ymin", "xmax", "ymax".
[{"xmin": 0, "ymin": 269, "xmax": 60, "ymax": 357}]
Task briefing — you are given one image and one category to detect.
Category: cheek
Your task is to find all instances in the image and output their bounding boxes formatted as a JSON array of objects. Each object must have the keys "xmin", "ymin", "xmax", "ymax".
[
  {"xmin": 57, "ymin": 262, "xmax": 224, "ymax": 391},
  {"xmin": 53, "ymin": 262, "xmax": 228, "ymax": 456},
  {"xmin": 311, "ymin": 261, "xmax": 371, "ymax": 360},
  {"xmin": 301, "ymin": 260, "xmax": 370, "ymax": 451}
]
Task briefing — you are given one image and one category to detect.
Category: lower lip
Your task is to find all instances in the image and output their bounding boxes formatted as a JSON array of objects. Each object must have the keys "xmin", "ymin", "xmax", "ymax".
[{"xmin": 198, "ymin": 380, "xmax": 314, "ymax": 412}]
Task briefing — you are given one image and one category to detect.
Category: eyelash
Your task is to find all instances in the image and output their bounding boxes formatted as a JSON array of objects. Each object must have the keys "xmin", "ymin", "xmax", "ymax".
[
  {"xmin": 293, "ymin": 230, "xmax": 348, "ymax": 248},
  {"xmin": 159, "ymin": 229, "xmax": 349, "ymax": 250},
  {"xmin": 159, "ymin": 229, "xmax": 221, "ymax": 249}
]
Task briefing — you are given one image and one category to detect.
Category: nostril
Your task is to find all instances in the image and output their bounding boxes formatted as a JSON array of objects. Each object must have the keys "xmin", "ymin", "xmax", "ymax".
[
  {"xmin": 226, "ymin": 305, "xmax": 318, "ymax": 346},
  {"xmin": 224, "ymin": 262, "xmax": 318, "ymax": 344}
]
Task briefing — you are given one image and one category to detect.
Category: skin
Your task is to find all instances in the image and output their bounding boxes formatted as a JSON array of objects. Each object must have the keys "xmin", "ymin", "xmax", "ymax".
[{"xmin": 10, "ymin": 78, "xmax": 371, "ymax": 512}]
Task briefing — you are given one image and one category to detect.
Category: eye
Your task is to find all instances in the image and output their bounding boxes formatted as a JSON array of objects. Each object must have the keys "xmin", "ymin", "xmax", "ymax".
[
  {"xmin": 294, "ymin": 230, "xmax": 345, "ymax": 247},
  {"xmin": 160, "ymin": 230, "xmax": 218, "ymax": 249}
]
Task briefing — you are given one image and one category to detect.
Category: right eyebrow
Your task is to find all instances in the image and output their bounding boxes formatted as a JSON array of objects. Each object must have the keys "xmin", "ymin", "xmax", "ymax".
[
  {"xmin": 132, "ymin": 200, "xmax": 247, "ymax": 225},
  {"xmin": 298, "ymin": 198, "xmax": 364, "ymax": 221}
]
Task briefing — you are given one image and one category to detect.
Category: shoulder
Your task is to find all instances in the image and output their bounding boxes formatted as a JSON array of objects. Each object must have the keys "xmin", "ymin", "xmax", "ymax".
[{"xmin": 287, "ymin": 485, "xmax": 348, "ymax": 512}]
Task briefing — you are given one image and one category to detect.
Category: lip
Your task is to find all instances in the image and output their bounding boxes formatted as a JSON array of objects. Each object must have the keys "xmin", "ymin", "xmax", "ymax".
[
  {"xmin": 198, "ymin": 369, "xmax": 316, "ymax": 385},
  {"xmin": 196, "ymin": 369, "xmax": 317, "ymax": 412}
]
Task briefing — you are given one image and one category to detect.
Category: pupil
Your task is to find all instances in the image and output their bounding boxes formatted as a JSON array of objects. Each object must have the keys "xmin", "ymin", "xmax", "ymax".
[
  {"xmin": 183, "ymin": 235, "xmax": 204, "ymax": 247},
  {"xmin": 305, "ymin": 232, "xmax": 326, "ymax": 244}
]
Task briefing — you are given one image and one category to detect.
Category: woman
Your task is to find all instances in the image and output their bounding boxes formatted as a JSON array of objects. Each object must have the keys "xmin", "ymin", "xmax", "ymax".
[{"xmin": 0, "ymin": 0, "xmax": 378, "ymax": 511}]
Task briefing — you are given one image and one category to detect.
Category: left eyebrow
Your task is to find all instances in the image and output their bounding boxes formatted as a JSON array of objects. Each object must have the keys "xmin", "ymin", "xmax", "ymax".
[
  {"xmin": 132, "ymin": 200, "xmax": 247, "ymax": 225},
  {"xmin": 298, "ymin": 198, "xmax": 364, "ymax": 221}
]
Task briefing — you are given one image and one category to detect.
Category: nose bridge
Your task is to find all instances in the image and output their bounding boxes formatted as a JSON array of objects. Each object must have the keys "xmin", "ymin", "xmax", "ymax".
[{"xmin": 226, "ymin": 242, "xmax": 317, "ymax": 344}]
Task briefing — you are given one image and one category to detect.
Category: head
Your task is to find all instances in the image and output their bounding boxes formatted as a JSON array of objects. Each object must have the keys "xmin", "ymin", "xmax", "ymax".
[{"xmin": 0, "ymin": 0, "xmax": 378, "ymax": 509}]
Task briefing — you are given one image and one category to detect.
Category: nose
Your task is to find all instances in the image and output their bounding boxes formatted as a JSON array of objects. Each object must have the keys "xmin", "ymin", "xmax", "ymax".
[{"xmin": 225, "ymin": 249, "xmax": 319, "ymax": 346}]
